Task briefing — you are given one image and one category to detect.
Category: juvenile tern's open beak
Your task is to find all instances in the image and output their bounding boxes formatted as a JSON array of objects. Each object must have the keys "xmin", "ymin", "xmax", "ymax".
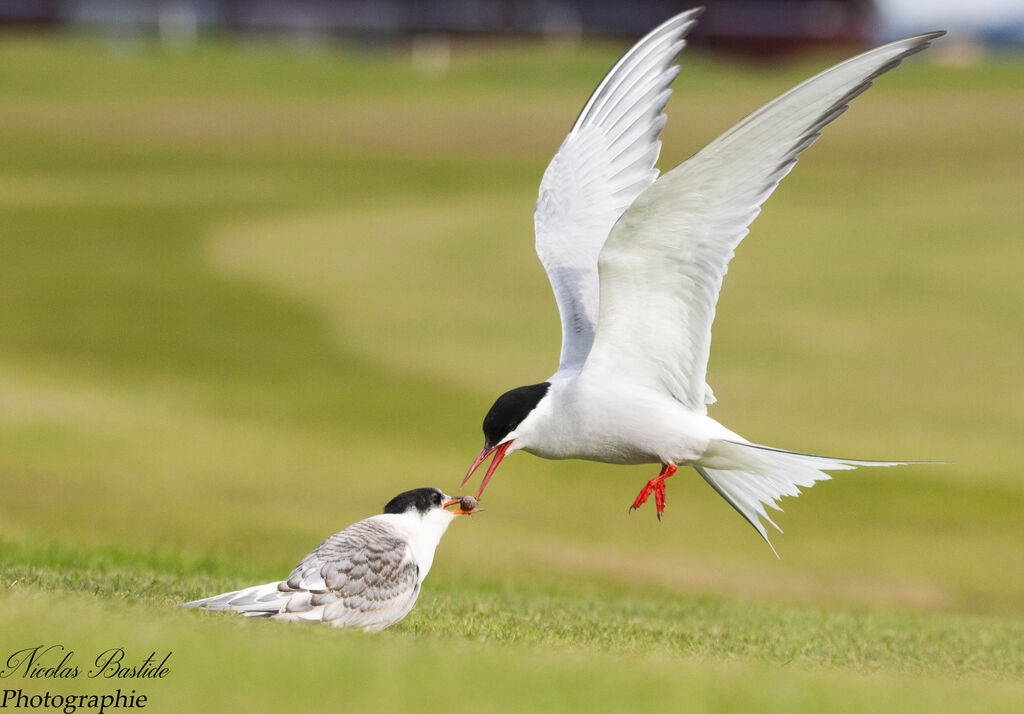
[
  {"xmin": 461, "ymin": 441, "xmax": 512, "ymax": 498},
  {"xmin": 444, "ymin": 497, "xmax": 485, "ymax": 516}
]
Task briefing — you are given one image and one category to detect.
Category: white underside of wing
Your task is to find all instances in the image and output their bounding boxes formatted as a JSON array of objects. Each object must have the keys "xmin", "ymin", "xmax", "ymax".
[
  {"xmin": 535, "ymin": 9, "xmax": 702, "ymax": 376},
  {"xmin": 583, "ymin": 32, "xmax": 944, "ymax": 411}
]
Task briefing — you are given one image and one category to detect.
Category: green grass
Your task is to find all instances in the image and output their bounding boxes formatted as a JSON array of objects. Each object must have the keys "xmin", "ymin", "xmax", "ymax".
[{"xmin": 1, "ymin": 33, "xmax": 1023, "ymax": 712}]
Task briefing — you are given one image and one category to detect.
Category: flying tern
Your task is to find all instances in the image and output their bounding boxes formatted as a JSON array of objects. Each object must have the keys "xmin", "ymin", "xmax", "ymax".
[
  {"xmin": 462, "ymin": 8, "xmax": 942, "ymax": 553},
  {"xmin": 183, "ymin": 488, "xmax": 481, "ymax": 630}
]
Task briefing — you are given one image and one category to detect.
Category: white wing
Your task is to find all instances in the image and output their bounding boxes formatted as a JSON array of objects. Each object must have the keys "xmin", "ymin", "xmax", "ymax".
[
  {"xmin": 535, "ymin": 9, "xmax": 703, "ymax": 377},
  {"xmin": 583, "ymin": 32, "xmax": 944, "ymax": 410}
]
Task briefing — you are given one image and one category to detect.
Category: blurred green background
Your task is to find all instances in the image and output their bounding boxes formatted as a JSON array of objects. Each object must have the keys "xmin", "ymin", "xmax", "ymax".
[{"xmin": 1, "ymin": 31, "xmax": 1022, "ymax": 712}]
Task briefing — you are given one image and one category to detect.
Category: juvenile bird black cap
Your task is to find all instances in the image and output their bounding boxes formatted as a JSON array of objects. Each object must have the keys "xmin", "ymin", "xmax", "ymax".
[{"xmin": 383, "ymin": 487, "xmax": 446, "ymax": 515}]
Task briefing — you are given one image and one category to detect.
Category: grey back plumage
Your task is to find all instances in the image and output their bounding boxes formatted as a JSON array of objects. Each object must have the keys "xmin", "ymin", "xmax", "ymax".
[
  {"xmin": 183, "ymin": 517, "xmax": 423, "ymax": 632},
  {"xmin": 283, "ymin": 520, "xmax": 421, "ymax": 619}
]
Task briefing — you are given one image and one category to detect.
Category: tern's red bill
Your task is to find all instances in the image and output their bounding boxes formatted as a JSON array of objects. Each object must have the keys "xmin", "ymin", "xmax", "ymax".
[{"xmin": 461, "ymin": 441, "xmax": 512, "ymax": 498}]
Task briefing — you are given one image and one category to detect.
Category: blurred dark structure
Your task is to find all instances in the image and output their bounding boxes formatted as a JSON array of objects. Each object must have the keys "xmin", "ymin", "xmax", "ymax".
[
  {"xmin": 1, "ymin": 0, "xmax": 880, "ymax": 58},
  {"xmin": 0, "ymin": 0, "xmax": 62, "ymax": 28}
]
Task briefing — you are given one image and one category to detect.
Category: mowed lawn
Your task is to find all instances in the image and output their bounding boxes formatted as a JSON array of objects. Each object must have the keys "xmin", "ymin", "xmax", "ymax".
[{"xmin": 1, "ymin": 32, "xmax": 1023, "ymax": 712}]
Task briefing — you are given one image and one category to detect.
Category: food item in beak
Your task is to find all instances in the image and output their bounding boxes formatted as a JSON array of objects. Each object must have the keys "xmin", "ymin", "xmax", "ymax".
[{"xmin": 444, "ymin": 496, "xmax": 482, "ymax": 515}]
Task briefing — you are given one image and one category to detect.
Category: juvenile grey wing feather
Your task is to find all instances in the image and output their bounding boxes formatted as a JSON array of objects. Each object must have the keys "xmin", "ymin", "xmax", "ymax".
[
  {"xmin": 583, "ymin": 32, "xmax": 944, "ymax": 410},
  {"xmin": 182, "ymin": 581, "xmax": 287, "ymax": 614},
  {"xmin": 184, "ymin": 518, "xmax": 421, "ymax": 631},
  {"xmin": 281, "ymin": 518, "xmax": 421, "ymax": 631},
  {"xmin": 535, "ymin": 9, "xmax": 702, "ymax": 377}
]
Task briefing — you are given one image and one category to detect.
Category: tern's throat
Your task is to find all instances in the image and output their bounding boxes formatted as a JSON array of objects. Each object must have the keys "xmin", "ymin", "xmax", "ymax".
[{"xmin": 380, "ymin": 511, "xmax": 453, "ymax": 582}]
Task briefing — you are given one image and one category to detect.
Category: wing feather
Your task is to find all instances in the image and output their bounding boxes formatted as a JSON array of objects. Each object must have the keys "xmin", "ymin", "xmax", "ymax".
[
  {"xmin": 183, "ymin": 517, "xmax": 421, "ymax": 631},
  {"xmin": 534, "ymin": 9, "xmax": 702, "ymax": 376},
  {"xmin": 283, "ymin": 519, "xmax": 420, "ymax": 630},
  {"xmin": 583, "ymin": 32, "xmax": 944, "ymax": 409}
]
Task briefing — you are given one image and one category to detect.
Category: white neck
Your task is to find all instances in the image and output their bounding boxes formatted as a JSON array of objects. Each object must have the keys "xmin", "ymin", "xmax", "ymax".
[{"xmin": 375, "ymin": 510, "xmax": 455, "ymax": 582}]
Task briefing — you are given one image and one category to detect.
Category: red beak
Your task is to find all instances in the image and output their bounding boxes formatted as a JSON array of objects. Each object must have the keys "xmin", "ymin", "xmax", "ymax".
[{"xmin": 461, "ymin": 441, "xmax": 512, "ymax": 499}]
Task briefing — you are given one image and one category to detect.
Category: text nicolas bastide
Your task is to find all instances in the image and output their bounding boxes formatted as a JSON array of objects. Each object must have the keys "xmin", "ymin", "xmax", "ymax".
[{"xmin": 1, "ymin": 646, "xmax": 171, "ymax": 713}]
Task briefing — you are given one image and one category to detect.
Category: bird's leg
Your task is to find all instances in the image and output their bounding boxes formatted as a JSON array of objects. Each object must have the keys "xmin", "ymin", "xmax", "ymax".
[{"xmin": 629, "ymin": 463, "xmax": 677, "ymax": 521}]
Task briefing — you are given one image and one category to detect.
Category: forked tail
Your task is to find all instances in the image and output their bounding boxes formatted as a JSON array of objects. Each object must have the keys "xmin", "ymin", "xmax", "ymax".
[{"xmin": 696, "ymin": 439, "xmax": 921, "ymax": 557}]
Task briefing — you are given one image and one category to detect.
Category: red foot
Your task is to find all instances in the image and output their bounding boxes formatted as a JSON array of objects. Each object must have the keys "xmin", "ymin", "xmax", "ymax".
[{"xmin": 629, "ymin": 463, "xmax": 677, "ymax": 521}]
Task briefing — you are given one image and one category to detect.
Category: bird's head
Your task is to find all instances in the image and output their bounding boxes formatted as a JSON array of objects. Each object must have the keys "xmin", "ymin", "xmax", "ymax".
[
  {"xmin": 383, "ymin": 487, "xmax": 483, "ymax": 525},
  {"xmin": 462, "ymin": 382, "xmax": 551, "ymax": 498}
]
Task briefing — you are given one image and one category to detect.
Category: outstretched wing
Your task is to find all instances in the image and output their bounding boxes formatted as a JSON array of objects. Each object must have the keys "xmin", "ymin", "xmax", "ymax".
[
  {"xmin": 582, "ymin": 32, "xmax": 944, "ymax": 410},
  {"xmin": 534, "ymin": 9, "xmax": 702, "ymax": 377}
]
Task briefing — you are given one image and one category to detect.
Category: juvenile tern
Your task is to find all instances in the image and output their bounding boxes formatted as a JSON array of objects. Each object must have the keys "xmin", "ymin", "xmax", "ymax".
[
  {"xmin": 462, "ymin": 9, "xmax": 942, "ymax": 552},
  {"xmin": 183, "ymin": 488, "xmax": 481, "ymax": 630}
]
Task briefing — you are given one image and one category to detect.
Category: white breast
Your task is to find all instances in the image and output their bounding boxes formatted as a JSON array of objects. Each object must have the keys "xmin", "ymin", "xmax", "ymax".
[{"xmin": 515, "ymin": 376, "xmax": 740, "ymax": 466}]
